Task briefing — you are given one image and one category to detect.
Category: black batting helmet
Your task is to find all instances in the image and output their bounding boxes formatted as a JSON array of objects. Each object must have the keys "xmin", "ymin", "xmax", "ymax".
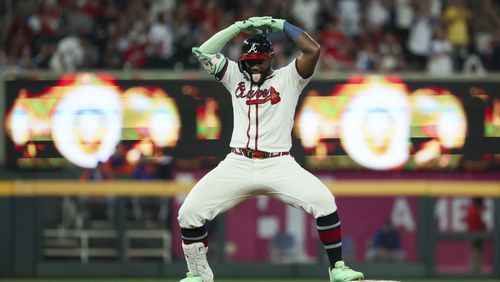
[{"xmin": 239, "ymin": 35, "xmax": 274, "ymax": 60}]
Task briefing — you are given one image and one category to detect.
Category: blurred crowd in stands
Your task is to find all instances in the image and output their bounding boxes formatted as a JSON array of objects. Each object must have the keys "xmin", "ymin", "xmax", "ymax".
[
  {"xmin": 77, "ymin": 143, "xmax": 173, "ymax": 227},
  {"xmin": 79, "ymin": 143, "xmax": 174, "ymax": 181},
  {"xmin": 1, "ymin": 0, "xmax": 500, "ymax": 74}
]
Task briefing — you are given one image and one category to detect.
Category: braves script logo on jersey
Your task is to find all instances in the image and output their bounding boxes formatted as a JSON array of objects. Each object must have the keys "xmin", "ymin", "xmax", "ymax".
[{"xmin": 234, "ymin": 82, "xmax": 281, "ymax": 105}]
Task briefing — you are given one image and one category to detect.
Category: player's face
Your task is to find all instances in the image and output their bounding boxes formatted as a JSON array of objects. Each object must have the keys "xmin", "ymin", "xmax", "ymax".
[
  {"xmin": 243, "ymin": 59, "xmax": 270, "ymax": 70},
  {"xmin": 243, "ymin": 58, "xmax": 272, "ymax": 83}
]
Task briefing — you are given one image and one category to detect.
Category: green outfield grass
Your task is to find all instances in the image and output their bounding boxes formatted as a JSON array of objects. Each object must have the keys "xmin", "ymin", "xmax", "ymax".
[{"xmin": 1, "ymin": 279, "xmax": 498, "ymax": 282}]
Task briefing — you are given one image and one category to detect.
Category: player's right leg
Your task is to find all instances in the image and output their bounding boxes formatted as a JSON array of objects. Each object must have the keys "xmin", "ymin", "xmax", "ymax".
[
  {"xmin": 179, "ymin": 239, "xmax": 212, "ymax": 282},
  {"xmin": 177, "ymin": 153, "xmax": 255, "ymax": 282}
]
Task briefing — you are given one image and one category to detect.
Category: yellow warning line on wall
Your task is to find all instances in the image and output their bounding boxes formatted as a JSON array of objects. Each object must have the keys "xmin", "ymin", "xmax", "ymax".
[{"xmin": 0, "ymin": 180, "xmax": 499, "ymax": 197}]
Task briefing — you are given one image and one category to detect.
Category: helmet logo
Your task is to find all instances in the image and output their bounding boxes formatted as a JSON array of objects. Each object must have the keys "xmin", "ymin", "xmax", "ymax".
[{"xmin": 249, "ymin": 44, "xmax": 258, "ymax": 53}]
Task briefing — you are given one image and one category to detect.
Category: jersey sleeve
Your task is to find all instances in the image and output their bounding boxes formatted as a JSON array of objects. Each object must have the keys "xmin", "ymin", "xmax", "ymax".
[
  {"xmin": 217, "ymin": 59, "xmax": 240, "ymax": 89},
  {"xmin": 283, "ymin": 58, "xmax": 313, "ymax": 95}
]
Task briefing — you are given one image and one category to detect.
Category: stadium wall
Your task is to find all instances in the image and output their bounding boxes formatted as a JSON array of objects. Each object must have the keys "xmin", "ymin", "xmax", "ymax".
[{"xmin": 0, "ymin": 180, "xmax": 499, "ymax": 279}]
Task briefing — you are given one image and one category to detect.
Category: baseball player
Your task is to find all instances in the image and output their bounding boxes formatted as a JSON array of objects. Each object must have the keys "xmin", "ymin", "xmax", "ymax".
[{"xmin": 178, "ymin": 16, "xmax": 364, "ymax": 282}]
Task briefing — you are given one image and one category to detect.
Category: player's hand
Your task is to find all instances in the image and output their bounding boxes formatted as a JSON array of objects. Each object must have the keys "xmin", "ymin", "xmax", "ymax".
[
  {"xmin": 234, "ymin": 19, "xmax": 264, "ymax": 35},
  {"xmin": 250, "ymin": 17, "xmax": 285, "ymax": 32},
  {"xmin": 247, "ymin": 16, "xmax": 273, "ymax": 23}
]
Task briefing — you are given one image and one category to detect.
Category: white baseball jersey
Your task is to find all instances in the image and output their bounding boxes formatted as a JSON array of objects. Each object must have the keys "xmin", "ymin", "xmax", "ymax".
[
  {"xmin": 178, "ymin": 53, "xmax": 337, "ymax": 229},
  {"xmin": 218, "ymin": 56, "xmax": 311, "ymax": 152}
]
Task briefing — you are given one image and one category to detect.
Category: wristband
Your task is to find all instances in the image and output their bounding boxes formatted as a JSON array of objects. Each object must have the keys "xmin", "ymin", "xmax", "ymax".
[{"xmin": 283, "ymin": 21, "xmax": 304, "ymax": 41}]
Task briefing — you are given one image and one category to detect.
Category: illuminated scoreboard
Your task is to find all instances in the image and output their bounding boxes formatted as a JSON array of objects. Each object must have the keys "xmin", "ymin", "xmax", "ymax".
[
  {"xmin": 5, "ymin": 74, "xmax": 181, "ymax": 168},
  {"xmin": 4, "ymin": 74, "xmax": 499, "ymax": 171},
  {"xmin": 295, "ymin": 76, "xmax": 469, "ymax": 170}
]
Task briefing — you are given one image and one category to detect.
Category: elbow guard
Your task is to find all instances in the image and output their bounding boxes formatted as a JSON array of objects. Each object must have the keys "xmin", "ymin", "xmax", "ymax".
[{"xmin": 192, "ymin": 47, "xmax": 227, "ymax": 75}]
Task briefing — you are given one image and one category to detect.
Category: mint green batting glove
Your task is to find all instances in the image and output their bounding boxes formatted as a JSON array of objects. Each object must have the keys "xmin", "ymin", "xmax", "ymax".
[
  {"xmin": 197, "ymin": 19, "xmax": 263, "ymax": 54},
  {"xmin": 247, "ymin": 16, "xmax": 273, "ymax": 23},
  {"xmin": 234, "ymin": 19, "xmax": 264, "ymax": 35},
  {"xmin": 251, "ymin": 17, "xmax": 285, "ymax": 32}
]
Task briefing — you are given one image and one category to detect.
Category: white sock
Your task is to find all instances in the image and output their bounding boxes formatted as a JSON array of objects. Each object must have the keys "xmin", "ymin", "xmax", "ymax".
[{"xmin": 182, "ymin": 242, "xmax": 214, "ymax": 282}]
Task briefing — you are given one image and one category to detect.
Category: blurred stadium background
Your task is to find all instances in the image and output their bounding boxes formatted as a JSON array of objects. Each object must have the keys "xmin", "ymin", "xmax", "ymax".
[{"xmin": 0, "ymin": 0, "xmax": 499, "ymax": 281}]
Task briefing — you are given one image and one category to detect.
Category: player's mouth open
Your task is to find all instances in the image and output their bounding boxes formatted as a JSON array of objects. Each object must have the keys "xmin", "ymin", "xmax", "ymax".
[
  {"xmin": 252, "ymin": 74, "xmax": 262, "ymax": 82},
  {"xmin": 251, "ymin": 71, "xmax": 262, "ymax": 82}
]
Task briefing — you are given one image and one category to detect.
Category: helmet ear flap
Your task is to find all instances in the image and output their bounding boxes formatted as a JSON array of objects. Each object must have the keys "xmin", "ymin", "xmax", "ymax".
[{"xmin": 238, "ymin": 59, "xmax": 251, "ymax": 81}]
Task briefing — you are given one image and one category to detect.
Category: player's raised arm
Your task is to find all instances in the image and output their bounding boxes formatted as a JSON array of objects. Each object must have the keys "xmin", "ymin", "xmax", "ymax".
[
  {"xmin": 192, "ymin": 17, "xmax": 270, "ymax": 76},
  {"xmin": 292, "ymin": 29, "xmax": 321, "ymax": 78},
  {"xmin": 252, "ymin": 18, "xmax": 321, "ymax": 78}
]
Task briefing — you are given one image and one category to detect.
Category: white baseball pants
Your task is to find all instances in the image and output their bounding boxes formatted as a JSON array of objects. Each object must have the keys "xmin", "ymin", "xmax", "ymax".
[{"xmin": 178, "ymin": 152, "xmax": 337, "ymax": 228}]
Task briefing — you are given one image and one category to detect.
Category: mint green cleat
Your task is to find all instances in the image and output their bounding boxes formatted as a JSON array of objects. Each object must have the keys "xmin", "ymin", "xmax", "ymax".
[
  {"xmin": 329, "ymin": 261, "xmax": 364, "ymax": 282},
  {"xmin": 179, "ymin": 272, "xmax": 210, "ymax": 282}
]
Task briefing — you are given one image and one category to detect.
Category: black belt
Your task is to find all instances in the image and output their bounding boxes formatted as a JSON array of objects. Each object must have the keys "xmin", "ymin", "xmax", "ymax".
[{"xmin": 231, "ymin": 148, "xmax": 290, "ymax": 159}]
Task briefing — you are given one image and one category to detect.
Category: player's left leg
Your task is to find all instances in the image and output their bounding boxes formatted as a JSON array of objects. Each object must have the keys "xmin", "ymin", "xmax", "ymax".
[{"xmin": 257, "ymin": 155, "xmax": 364, "ymax": 281}]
